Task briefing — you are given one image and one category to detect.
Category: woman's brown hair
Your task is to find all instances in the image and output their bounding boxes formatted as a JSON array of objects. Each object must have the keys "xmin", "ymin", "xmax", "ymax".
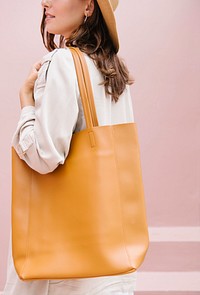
[{"xmin": 40, "ymin": 0, "xmax": 134, "ymax": 102}]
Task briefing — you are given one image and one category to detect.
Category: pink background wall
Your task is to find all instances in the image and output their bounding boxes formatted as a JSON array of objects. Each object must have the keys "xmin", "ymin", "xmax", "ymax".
[{"xmin": 0, "ymin": 0, "xmax": 199, "ymax": 293}]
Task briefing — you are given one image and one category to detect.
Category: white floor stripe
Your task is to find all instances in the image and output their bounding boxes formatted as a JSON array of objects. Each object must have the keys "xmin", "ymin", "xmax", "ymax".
[
  {"xmin": 149, "ymin": 226, "xmax": 200, "ymax": 242},
  {"xmin": 135, "ymin": 271, "xmax": 200, "ymax": 291},
  {"xmin": 0, "ymin": 273, "xmax": 200, "ymax": 293}
]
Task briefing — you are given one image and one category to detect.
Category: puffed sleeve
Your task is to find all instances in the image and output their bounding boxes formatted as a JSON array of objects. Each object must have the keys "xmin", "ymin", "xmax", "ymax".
[{"xmin": 12, "ymin": 48, "xmax": 79, "ymax": 174}]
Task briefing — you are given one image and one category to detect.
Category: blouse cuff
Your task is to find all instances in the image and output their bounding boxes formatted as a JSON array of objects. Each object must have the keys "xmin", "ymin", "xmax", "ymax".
[
  {"xmin": 16, "ymin": 133, "xmax": 34, "ymax": 155},
  {"xmin": 12, "ymin": 106, "xmax": 36, "ymax": 156}
]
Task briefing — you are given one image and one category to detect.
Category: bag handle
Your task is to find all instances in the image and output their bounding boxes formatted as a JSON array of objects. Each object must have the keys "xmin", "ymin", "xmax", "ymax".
[{"xmin": 69, "ymin": 47, "xmax": 99, "ymax": 128}]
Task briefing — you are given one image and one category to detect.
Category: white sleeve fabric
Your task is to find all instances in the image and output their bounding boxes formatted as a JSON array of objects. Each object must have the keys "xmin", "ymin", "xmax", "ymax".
[{"xmin": 12, "ymin": 48, "xmax": 79, "ymax": 174}]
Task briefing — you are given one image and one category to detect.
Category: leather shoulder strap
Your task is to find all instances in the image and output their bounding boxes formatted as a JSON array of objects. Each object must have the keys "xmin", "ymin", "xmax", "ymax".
[{"xmin": 69, "ymin": 47, "xmax": 99, "ymax": 128}]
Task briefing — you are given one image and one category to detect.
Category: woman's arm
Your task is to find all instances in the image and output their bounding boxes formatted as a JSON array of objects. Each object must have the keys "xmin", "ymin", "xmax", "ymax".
[{"xmin": 12, "ymin": 49, "xmax": 79, "ymax": 174}]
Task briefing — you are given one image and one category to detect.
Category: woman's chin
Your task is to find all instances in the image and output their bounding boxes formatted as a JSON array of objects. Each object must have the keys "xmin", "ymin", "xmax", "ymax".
[
  {"xmin": 45, "ymin": 24, "xmax": 73, "ymax": 38},
  {"xmin": 46, "ymin": 27, "xmax": 60, "ymax": 35}
]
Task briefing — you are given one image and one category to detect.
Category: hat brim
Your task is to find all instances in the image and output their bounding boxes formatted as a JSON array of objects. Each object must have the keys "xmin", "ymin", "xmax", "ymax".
[{"xmin": 96, "ymin": 0, "xmax": 119, "ymax": 52}]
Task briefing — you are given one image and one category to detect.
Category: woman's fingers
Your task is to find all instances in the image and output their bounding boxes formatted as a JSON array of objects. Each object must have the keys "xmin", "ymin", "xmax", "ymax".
[
  {"xmin": 33, "ymin": 61, "xmax": 42, "ymax": 72},
  {"xmin": 20, "ymin": 60, "xmax": 42, "ymax": 94}
]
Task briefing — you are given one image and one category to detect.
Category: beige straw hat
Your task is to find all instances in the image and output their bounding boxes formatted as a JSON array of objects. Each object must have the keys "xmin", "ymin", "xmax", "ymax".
[{"xmin": 96, "ymin": 0, "xmax": 119, "ymax": 52}]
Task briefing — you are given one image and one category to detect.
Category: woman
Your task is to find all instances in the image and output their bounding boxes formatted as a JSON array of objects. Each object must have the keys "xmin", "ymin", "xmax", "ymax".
[{"xmin": 3, "ymin": 0, "xmax": 138, "ymax": 294}]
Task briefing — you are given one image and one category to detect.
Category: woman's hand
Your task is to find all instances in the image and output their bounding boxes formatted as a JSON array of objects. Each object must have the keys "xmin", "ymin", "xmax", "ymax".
[{"xmin": 19, "ymin": 61, "xmax": 42, "ymax": 109}]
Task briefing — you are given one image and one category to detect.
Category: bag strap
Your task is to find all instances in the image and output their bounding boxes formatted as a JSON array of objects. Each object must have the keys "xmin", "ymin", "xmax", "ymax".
[{"xmin": 69, "ymin": 47, "xmax": 99, "ymax": 129}]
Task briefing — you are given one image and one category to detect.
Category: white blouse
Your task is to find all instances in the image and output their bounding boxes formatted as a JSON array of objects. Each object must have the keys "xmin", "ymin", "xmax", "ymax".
[
  {"xmin": 3, "ymin": 48, "xmax": 137, "ymax": 295},
  {"xmin": 12, "ymin": 47, "xmax": 135, "ymax": 174}
]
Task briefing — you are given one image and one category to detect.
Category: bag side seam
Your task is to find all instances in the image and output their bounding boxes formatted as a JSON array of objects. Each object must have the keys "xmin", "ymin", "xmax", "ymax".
[
  {"xmin": 111, "ymin": 127, "xmax": 133, "ymax": 270},
  {"xmin": 20, "ymin": 170, "xmax": 33, "ymax": 279}
]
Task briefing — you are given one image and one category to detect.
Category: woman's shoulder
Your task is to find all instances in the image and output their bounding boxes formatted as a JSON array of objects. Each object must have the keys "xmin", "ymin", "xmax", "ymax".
[
  {"xmin": 37, "ymin": 48, "xmax": 75, "ymax": 82},
  {"xmin": 41, "ymin": 48, "xmax": 72, "ymax": 65},
  {"xmin": 40, "ymin": 48, "xmax": 58, "ymax": 65},
  {"xmin": 34, "ymin": 48, "xmax": 78, "ymax": 92}
]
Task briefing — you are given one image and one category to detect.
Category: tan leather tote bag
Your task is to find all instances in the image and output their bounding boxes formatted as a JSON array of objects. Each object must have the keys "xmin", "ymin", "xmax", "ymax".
[{"xmin": 12, "ymin": 47, "xmax": 149, "ymax": 280}]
